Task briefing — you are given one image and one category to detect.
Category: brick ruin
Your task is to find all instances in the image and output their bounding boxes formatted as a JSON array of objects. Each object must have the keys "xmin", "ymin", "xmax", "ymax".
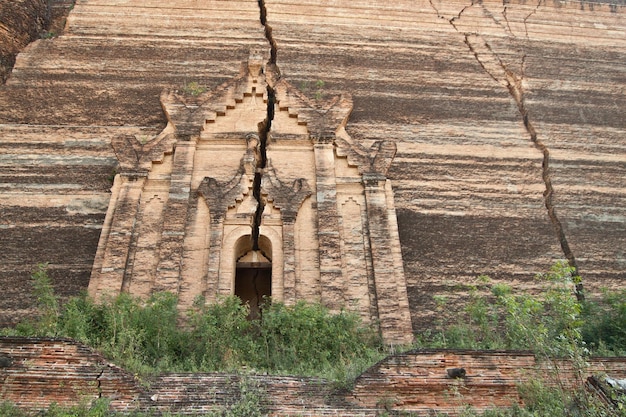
[
  {"xmin": 2, "ymin": 337, "xmax": 625, "ymax": 416},
  {"xmin": 0, "ymin": 0, "xmax": 625, "ymax": 413},
  {"xmin": 88, "ymin": 56, "xmax": 413, "ymax": 344},
  {"xmin": 1, "ymin": 0, "xmax": 625, "ymax": 331}
]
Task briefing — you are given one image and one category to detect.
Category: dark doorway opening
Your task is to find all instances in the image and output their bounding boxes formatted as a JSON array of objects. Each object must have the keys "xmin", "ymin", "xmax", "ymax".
[{"xmin": 235, "ymin": 249, "xmax": 271, "ymax": 319}]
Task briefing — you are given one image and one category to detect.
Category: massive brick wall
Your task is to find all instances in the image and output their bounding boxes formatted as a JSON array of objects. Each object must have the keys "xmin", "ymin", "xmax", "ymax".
[
  {"xmin": 263, "ymin": 0, "xmax": 626, "ymax": 330},
  {"xmin": 2, "ymin": 338, "xmax": 625, "ymax": 416},
  {"xmin": 0, "ymin": 1, "xmax": 624, "ymax": 335},
  {"xmin": 0, "ymin": 0, "xmax": 266, "ymax": 326}
]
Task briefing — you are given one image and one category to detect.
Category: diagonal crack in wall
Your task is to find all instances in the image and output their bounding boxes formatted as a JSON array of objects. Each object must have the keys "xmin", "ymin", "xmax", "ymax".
[
  {"xmin": 95, "ymin": 367, "xmax": 105, "ymax": 399},
  {"xmin": 252, "ymin": 0, "xmax": 278, "ymax": 251},
  {"xmin": 430, "ymin": 1, "xmax": 583, "ymax": 299}
]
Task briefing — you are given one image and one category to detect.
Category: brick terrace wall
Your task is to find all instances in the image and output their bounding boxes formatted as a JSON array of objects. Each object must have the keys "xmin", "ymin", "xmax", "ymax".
[
  {"xmin": 0, "ymin": 337, "xmax": 140, "ymax": 411},
  {"xmin": 351, "ymin": 349, "xmax": 626, "ymax": 415},
  {"xmin": 1, "ymin": 338, "xmax": 625, "ymax": 416}
]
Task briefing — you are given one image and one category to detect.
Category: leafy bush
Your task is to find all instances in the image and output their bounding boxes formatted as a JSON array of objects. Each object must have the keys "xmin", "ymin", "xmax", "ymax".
[
  {"xmin": 4, "ymin": 266, "xmax": 383, "ymax": 383},
  {"xmin": 457, "ymin": 378, "xmax": 626, "ymax": 417},
  {"xmin": 3, "ymin": 262, "xmax": 625, "ymax": 416},
  {"xmin": 581, "ymin": 288, "xmax": 626, "ymax": 356},
  {"xmin": 254, "ymin": 300, "xmax": 382, "ymax": 384},
  {"xmin": 416, "ymin": 261, "xmax": 626, "ymax": 416},
  {"xmin": 21, "ymin": 263, "xmax": 59, "ymax": 336},
  {"xmin": 417, "ymin": 261, "xmax": 624, "ymax": 358}
]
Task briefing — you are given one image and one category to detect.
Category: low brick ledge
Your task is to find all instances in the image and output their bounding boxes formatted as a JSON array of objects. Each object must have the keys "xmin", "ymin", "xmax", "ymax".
[{"xmin": 1, "ymin": 337, "xmax": 625, "ymax": 416}]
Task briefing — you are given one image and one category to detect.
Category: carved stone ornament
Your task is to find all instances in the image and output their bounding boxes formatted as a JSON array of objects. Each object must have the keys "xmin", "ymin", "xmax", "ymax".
[
  {"xmin": 111, "ymin": 132, "xmax": 176, "ymax": 173},
  {"xmin": 262, "ymin": 162, "xmax": 311, "ymax": 223},
  {"xmin": 197, "ymin": 163, "xmax": 249, "ymax": 223},
  {"xmin": 334, "ymin": 136, "xmax": 397, "ymax": 177}
]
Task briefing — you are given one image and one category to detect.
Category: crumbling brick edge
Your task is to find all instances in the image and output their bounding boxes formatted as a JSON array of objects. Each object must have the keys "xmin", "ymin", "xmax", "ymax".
[{"xmin": 1, "ymin": 337, "xmax": 625, "ymax": 415}]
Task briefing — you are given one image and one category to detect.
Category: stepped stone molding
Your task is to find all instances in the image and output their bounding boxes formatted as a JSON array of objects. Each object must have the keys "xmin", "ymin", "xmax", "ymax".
[{"xmin": 89, "ymin": 58, "xmax": 413, "ymax": 344}]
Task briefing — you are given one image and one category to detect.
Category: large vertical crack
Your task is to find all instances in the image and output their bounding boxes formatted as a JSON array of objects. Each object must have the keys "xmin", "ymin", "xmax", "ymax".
[
  {"xmin": 252, "ymin": 0, "xmax": 278, "ymax": 250},
  {"xmin": 506, "ymin": 69, "xmax": 583, "ymax": 300},
  {"xmin": 432, "ymin": 2, "xmax": 583, "ymax": 299}
]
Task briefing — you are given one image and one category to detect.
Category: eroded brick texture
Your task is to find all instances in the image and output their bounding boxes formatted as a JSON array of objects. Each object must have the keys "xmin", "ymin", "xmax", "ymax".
[
  {"xmin": 1, "ymin": 0, "xmax": 625, "ymax": 353},
  {"xmin": 89, "ymin": 58, "xmax": 413, "ymax": 344},
  {"xmin": 2, "ymin": 338, "xmax": 625, "ymax": 416}
]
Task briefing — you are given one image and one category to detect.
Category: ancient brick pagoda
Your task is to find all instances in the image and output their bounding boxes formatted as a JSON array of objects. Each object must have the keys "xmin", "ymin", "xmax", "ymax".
[
  {"xmin": 88, "ymin": 57, "xmax": 413, "ymax": 344},
  {"xmin": 1, "ymin": 0, "xmax": 626, "ymax": 414},
  {"xmin": 1, "ymin": 0, "xmax": 625, "ymax": 349}
]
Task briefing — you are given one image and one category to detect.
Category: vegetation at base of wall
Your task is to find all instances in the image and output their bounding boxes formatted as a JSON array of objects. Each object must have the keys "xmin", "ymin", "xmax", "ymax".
[
  {"xmin": 445, "ymin": 378, "xmax": 626, "ymax": 417},
  {"xmin": 2, "ymin": 262, "xmax": 625, "ymax": 416},
  {"xmin": 414, "ymin": 261, "xmax": 626, "ymax": 417},
  {"xmin": 1, "ymin": 264, "xmax": 384, "ymax": 386},
  {"xmin": 415, "ymin": 261, "xmax": 626, "ymax": 358}
]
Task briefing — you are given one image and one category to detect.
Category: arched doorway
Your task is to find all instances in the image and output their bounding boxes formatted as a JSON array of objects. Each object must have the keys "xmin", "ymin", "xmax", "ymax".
[{"xmin": 234, "ymin": 235, "xmax": 272, "ymax": 319}]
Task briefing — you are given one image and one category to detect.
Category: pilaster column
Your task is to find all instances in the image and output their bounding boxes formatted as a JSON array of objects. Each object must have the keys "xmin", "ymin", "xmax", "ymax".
[
  {"xmin": 363, "ymin": 174, "xmax": 413, "ymax": 345},
  {"xmin": 313, "ymin": 137, "xmax": 345, "ymax": 309},
  {"xmin": 89, "ymin": 174, "xmax": 146, "ymax": 297},
  {"xmin": 154, "ymin": 138, "xmax": 197, "ymax": 293}
]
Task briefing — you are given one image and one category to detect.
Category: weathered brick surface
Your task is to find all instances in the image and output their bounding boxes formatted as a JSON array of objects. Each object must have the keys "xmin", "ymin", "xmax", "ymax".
[
  {"xmin": 0, "ymin": 337, "xmax": 141, "ymax": 410},
  {"xmin": 2, "ymin": 338, "xmax": 625, "ymax": 416},
  {"xmin": 352, "ymin": 349, "xmax": 626, "ymax": 415},
  {"xmin": 264, "ymin": 0, "xmax": 626, "ymax": 330},
  {"xmin": 0, "ymin": 0, "xmax": 49, "ymax": 83},
  {"xmin": 1, "ymin": 0, "xmax": 625, "ymax": 363}
]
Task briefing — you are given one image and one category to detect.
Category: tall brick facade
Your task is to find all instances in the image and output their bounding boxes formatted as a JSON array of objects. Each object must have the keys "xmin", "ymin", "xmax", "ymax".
[{"xmin": 88, "ymin": 58, "xmax": 413, "ymax": 345}]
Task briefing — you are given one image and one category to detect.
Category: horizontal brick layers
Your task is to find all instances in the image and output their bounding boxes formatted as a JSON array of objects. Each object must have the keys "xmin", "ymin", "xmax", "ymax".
[
  {"xmin": 0, "ymin": 0, "xmax": 49, "ymax": 83},
  {"xmin": 1, "ymin": 338, "xmax": 625, "ymax": 416},
  {"xmin": 0, "ymin": 0, "xmax": 624, "ymax": 345},
  {"xmin": 0, "ymin": 0, "xmax": 267, "ymax": 324},
  {"xmin": 264, "ymin": 0, "xmax": 626, "ymax": 330}
]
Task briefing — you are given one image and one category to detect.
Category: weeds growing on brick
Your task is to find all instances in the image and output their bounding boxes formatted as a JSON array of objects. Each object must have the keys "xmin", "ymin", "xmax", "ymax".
[
  {"xmin": 2, "ymin": 264, "xmax": 384, "ymax": 385},
  {"xmin": 416, "ymin": 261, "xmax": 626, "ymax": 416},
  {"xmin": 2, "ymin": 262, "xmax": 625, "ymax": 416},
  {"xmin": 416, "ymin": 261, "xmax": 626, "ymax": 357}
]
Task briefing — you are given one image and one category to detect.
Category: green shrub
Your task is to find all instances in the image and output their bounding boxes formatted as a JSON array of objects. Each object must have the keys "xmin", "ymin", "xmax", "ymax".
[
  {"xmin": 4, "ymin": 266, "xmax": 382, "ymax": 383},
  {"xmin": 221, "ymin": 377, "xmax": 267, "ymax": 417},
  {"xmin": 0, "ymin": 401, "xmax": 29, "ymax": 417},
  {"xmin": 254, "ymin": 300, "xmax": 382, "ymax": 383},
  {"xmin": 417, "ymin": 261, "xmax": 594, "ymax": 357},
  {"xmin": 581, "ymin": 288, "xmax": 626, "ymax": 356},
  {"xmin": 8, "ymin": 263, "xmax": 60, "ymax": 337},
  {"xmin": 187, "ymin": 295, "xmax": 254, "ymax": 371},
  {"xmin": 416, "ymin": 261, "xmax": 626, "ymax": 416}
]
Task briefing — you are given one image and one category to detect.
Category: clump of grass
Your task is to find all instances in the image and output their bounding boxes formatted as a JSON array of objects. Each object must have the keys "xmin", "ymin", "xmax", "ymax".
[
  {"xmin": 298, "ymin": 79, "xmax": 326, "ymax": 100},
  {"xmin": 180, "ymin": 81, "xmax": 206, "ymax": 96}
]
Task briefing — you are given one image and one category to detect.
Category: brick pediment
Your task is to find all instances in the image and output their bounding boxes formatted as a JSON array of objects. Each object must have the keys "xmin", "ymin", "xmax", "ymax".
[{"xmin": 91, "ymin": 58, "xmax": 413, "ymax": 344}]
